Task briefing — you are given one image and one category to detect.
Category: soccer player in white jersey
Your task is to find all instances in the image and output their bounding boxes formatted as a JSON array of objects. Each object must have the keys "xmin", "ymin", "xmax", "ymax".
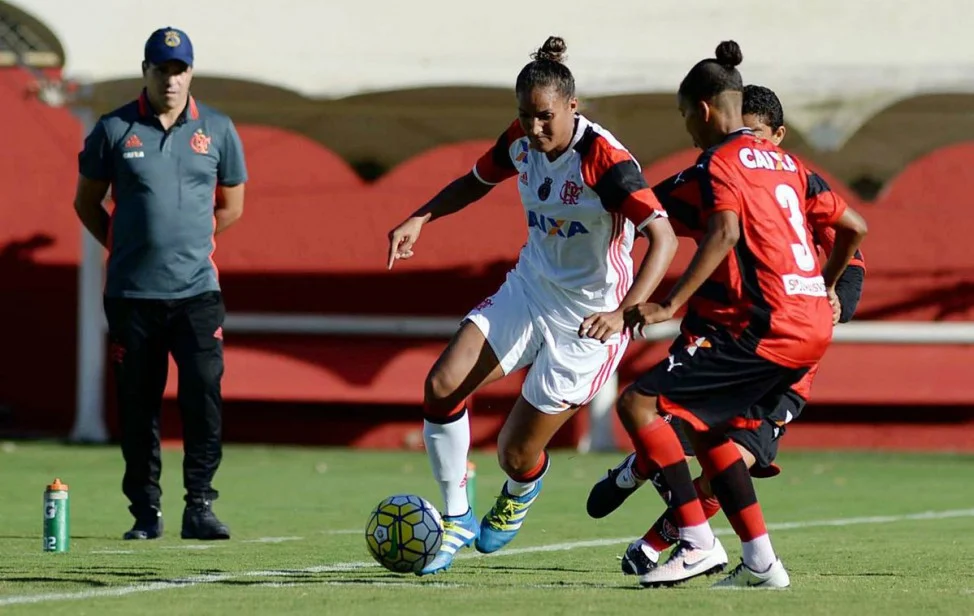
[{"xmin": 387, "ymin": 36, "xmax": 678, "ymax": 575}]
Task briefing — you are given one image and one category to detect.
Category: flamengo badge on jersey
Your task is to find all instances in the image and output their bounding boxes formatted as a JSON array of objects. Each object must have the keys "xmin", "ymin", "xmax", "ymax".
[
  {"xmin": 190, "ymin": 129, "xmax": 211, "ymax": 154},
  {"xmin": 560, "ymin": 179, "xmax": 583, "ymax": 205}
]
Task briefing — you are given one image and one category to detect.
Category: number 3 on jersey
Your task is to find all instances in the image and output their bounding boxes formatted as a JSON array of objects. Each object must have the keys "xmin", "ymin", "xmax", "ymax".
[{"xmin": 775, "ymin": 184, "xmax": 816, "ymax": 272}]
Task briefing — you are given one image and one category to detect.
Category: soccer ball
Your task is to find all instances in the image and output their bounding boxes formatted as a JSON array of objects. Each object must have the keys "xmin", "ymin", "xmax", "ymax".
[{"xmin": 365, "ymin": 494, "xmax": 444, "ymax": 573}]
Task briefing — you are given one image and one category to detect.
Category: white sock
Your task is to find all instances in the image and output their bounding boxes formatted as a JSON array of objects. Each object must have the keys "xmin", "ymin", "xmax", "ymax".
[
  {"xmin": 742, "ymin": 534, "xmax": 776, "ymax": 573},
  {"xmin": 679, "ymin": 522, "xmax": 716, "ymax": 550},
  {"xmin": 504, "ymin": 452, "xmax": 550, "ymax": 496},
  {"xmin": 423, "ymin": 416, "xmax": 470, "ymax": 517},
  {"xmin": 504, "ymin": 478, "xmax": 536, "ymax": 496}
]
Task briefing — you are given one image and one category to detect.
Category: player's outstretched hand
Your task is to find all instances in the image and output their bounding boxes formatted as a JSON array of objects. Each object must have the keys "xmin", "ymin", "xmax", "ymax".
[
  {"xmin": 579, "ymin": 310, "xmax": 624, "ymax": 343},
  {"xmin": 387, "ymin": 216, "xmax": 425, "ymax": 270},
  {"xmin": 623, "ymin": 302, "xmax": 674, "ymax": 336}
]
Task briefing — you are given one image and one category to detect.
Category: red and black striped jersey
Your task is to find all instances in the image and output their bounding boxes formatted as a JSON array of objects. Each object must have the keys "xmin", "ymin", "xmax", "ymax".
[{"xmin": 652, "ymin": 131, "xmax": 843, "ymax": 369}]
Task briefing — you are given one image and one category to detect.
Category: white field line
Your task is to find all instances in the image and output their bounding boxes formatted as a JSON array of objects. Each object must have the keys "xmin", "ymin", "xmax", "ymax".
[
  {"xmin": 241, "ymin": 537, "xmax": 304, "ymax": 544},
  {"xmin": 2, "ymin": 507, "xmax": 972, "ymax": 607},
  {"xmin": 320, "ymin": 530, "xmax": 362, "ymax": 535}
]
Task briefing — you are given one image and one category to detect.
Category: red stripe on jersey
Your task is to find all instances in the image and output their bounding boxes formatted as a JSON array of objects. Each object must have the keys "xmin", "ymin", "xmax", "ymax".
[
  {"xmin": 473, "ymin": 120, "xmax": 525, "ymax": 185},
  {"xmin": 620, "ymin": 188, "xmax": 664, "ymax": 230},
  {"xmin": 608, "ymin": 213, "xmax": 630, "ymax": 305},
  {"xmin": 579, "ymin": 131, "xmax": 665, "ymax": 226},
  {"xmin": 580, "ymin": 213, "xmax": 631, "ymax": 405},
  {"xmin": 579, "ymin": 132, "xmax": 632, "ymax": 186}
]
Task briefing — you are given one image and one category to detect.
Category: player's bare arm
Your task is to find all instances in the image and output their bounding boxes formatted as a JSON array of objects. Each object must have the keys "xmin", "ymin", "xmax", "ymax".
[
  {"xmin": 623, "ymin": 210, "xmax": 739, "ymax": 332},
  {"xmin": 387, "ymin": 172, "xmax": 493, "ymax": 269},
  {"xmin": 73, "ymin": 175, "xmax": 111, "ymax": 248},
  {"xmin": 579, "ymin": 217, "xmax": 678, "ymax": 342},
  {"xmin": 821, "ymin": 206, "xmax": 868, "ymax": 290},
  {"xmin": 215, "ymin": 183, "xmax": 244, "ymax": 234}
]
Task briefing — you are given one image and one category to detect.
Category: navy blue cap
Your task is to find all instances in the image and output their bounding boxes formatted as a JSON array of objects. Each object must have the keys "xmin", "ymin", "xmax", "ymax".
[{"xmin": 144, "ymin": 27, "xmax": 194, "ymax": 66}]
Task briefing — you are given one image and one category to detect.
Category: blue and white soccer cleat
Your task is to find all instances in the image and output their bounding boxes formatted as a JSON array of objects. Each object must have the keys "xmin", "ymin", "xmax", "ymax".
[
  {"xmin": 416, "ymin": 508, "xmax": 479, "ymax": 576},
  {"xmin": 475, "ymin": 480, "xmax": 542, "ymax": 554}
]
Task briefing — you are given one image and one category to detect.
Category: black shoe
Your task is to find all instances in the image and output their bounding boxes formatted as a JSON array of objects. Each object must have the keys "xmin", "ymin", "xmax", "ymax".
[
  {"xmin": 123, "ymin": 506, "xmax": 163, "ymax": 540},
  {"xmin": 181, "ymin": 498, "xmax": 230, "ymax": 540},
  {"xmin": 586, "ymin": 453, "xmax": 644, "ymax": 519},
  {"xmin": 621, "ymin": 540, "xmax": 659, "ymax": 575}
]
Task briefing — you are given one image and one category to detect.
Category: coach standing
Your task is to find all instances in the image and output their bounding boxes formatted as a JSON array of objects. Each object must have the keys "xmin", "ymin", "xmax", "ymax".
[{"xmin": 73, "ymin": 27, "xmax": 246, "ymax": 540}]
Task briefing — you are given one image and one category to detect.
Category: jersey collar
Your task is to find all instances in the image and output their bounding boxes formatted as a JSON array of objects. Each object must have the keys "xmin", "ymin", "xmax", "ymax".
[
  {"xmin": 540, "ymin": 114, "xmax": 588, "ymax": 170},
  {"xmin": 137, "ymin": 89, "xmax": 200, "ymax": 123}
]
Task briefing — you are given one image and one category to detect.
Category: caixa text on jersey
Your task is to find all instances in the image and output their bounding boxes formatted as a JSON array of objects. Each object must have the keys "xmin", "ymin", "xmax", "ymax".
[{"xmin": 527, "ymin": 211, "xmax": 590, "ymax": 238}]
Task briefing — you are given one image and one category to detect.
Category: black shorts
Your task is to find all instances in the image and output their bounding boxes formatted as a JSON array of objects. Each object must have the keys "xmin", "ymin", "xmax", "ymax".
[
  {"xmin": 632, "ymin": 329, "xmax": 807, "ymax": 432},
  {"xmin": 669, "ymin": 389, "xmax": 807, "ymax": 476}
]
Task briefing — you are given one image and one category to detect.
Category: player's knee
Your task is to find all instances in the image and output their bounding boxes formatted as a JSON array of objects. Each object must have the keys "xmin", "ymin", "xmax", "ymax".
[
  {"xmin": 423, "ymin": 368, "xmax": 466, "ymax": 421},
  {"xmin": 616, "ymin": 387, "xmax": 658, "ymax": 427},
  {"xmin": 423, "ymin": 368, "xmax": 452, "ymax": 406},
  {"xmin": 497, "ymin": 444, "xmax": 535, "ymax": 478}
]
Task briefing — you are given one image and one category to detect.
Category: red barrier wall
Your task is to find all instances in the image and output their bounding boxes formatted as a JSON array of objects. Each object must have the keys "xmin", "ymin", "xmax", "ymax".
[{"xmin": 1, "ymin": 68, "xmax": 971, "ymax": 448}]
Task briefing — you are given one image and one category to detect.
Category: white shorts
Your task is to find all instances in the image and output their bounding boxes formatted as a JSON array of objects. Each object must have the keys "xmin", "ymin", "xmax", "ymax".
[{"xmin": 465, "ymin": 271, "xmax": 629, "ymax": 414}]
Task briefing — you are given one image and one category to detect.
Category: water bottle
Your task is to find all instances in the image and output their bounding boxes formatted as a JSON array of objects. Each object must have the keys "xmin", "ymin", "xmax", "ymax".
[{"xmin": 43, "ymin": 478, "xmax": 70, "ymax": 553}]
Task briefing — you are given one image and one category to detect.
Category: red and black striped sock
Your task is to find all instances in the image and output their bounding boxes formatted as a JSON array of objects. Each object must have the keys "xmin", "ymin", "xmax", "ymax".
[
  {"xmin": 697, "ymin": 438, "xmax": 766, "ymax": 541},
  {"xmin": 630, "ymin": 419, "xmax": 709, "ymax": 534},
  {"xmin": 643, "ymin": 476, "xmax": 722, "ymax": 550},
  {"xmin": 697, "ymin": 437, "xmax": 776, "ymax": 570}
]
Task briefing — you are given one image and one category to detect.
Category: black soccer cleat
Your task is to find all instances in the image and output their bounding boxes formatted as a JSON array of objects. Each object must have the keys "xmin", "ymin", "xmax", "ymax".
[
  {"xmin": 123, "ymin": 506, "xmax": 163, "ymax": 540},
  {"xmin": 621, "ymin": 539, "xmax": 659, "ymax": 576},
  {"xmin": 181, "ymin": 498, "xmax": 230, "ymax": 540},
  {"xmin": 586, "ymin": 453, "xmax": 644, "ymax": 519}
]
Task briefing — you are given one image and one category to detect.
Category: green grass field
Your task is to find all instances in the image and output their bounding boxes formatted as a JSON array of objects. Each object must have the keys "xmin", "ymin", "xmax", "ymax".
[{"xmin": 0, "ymin": 442, "xmax": 972, "ymax": 615}]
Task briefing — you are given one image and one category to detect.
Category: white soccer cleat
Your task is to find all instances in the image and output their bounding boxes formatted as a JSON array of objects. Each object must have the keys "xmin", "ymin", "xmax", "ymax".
[
  {"xmin": 638, "ymin": 537, "xmax": 728, "ymax": 588},
  {"xmin": 711, "ymin": 558, "xmax": 791, "ymax": 589}
]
